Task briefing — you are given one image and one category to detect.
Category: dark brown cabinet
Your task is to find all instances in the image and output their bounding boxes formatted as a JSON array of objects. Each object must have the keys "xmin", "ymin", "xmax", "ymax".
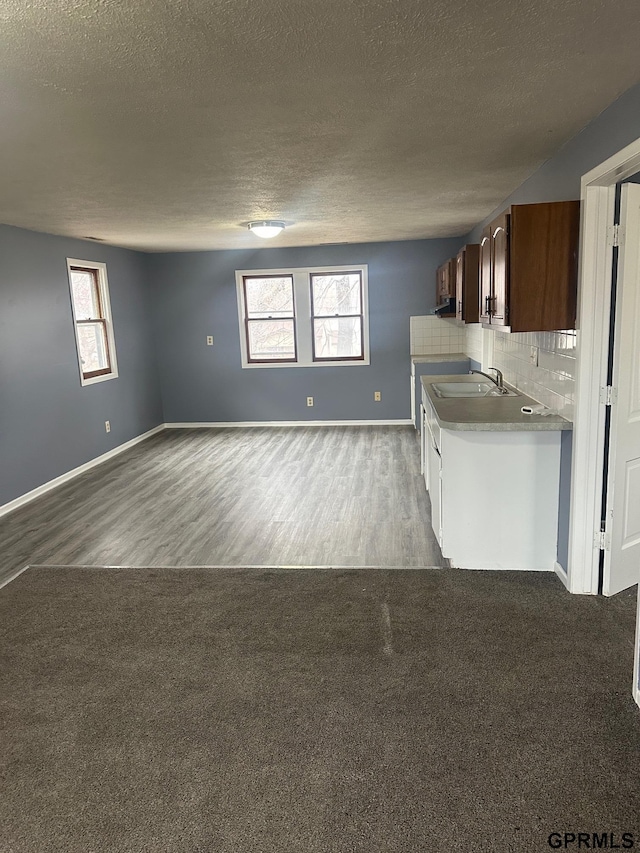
[
  {"xmin": 479, "ymin": 225, "xmax": 492, "ymax": 324},
  {"xmin": 437, "ymin": 258, "xmax": 456, "ymax": 299},
  {"xmin": 480, "ymin": 201, "xmax": 580, "ymax": 332},
  {"xmin": 455, "ymin": 243, "xmax": 480, "ymax": 323},
  {"xmin": 435, "ymin": 258, "xmax": 457, "ymax": 316}
]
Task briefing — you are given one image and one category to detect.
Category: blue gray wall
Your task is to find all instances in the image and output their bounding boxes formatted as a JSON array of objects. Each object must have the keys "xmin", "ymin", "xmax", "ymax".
[
  {"xmin": 0, "ymin": 225, "xmax": 163, "ymax": 506},
  {"xmin": 147, "ymin": 239, "xmax": 460, "ymax": 423},
  {"xmin": 465, "ymin": 81, "xmax": 640, "ymax": 243}
]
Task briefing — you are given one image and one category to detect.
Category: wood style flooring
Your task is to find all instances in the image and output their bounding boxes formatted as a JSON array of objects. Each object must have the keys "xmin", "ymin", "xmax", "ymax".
[{"xmin": 0, "ymin": 427, "xmax": 444, "ymax": 579}]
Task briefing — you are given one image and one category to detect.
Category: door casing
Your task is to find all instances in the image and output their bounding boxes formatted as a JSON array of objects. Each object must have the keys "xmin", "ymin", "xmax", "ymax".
[{"xmin": 567, "ymin": 136, "xmax": 640, "ymax": 595}]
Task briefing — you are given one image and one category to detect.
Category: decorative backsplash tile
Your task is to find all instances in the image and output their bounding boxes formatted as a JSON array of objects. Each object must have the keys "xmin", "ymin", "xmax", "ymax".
[
  {"xmin": 464, "ymin": 326, "xmax": 577, "ymax": 421},
  {"xmin": 410, "ymin": 315, "xmax": 466, "ymax": 355}
]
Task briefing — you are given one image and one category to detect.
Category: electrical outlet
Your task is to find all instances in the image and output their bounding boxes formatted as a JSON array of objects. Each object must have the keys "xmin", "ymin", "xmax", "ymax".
[
  {"xmin": 307, "ymin": 396, "xmax": 314, "ymax": 407},
  {"xmin": 374, "ymin": 391, "xmax": 381, "ymax": 401},
  {"xmin": 206, "ymin": 335, "xmax": 213, "ymax": 346},
  {"xmin": 105, "ymin": 420, "xmax": 111, "ymax": 433},
  {"xmin": 529, "ymin": 346, "xmax": 539, "ymax": 366}
]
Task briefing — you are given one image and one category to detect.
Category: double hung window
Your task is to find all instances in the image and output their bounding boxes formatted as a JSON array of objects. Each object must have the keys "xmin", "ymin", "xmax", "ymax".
[
  {"xmin": 67, "ymin": 259, "xmax": 118, "ymax": 385},
  {"xmin": 243, "ymin": 274, "xmax": 297, "ymax": 363},
  {"xmin": 310, "ymin": 271, "xmax": 364, "ymax": 361},
  {"xmin": 236, "ymin": 265, "xmax": 368, "ymax": 368}
]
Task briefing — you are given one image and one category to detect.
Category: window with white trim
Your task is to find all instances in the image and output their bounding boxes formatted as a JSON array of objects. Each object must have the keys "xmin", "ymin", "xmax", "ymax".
[
  {"xmin": 243, "ymin": 274, "xmax": 297, "ymax": 363},
  {"xmin": 66, "ymin": 259, "xmax": 119, "ymax": 386},
  {"xmin": 236, "ymin": 265, "xmax": 369, "ymax": 368}
]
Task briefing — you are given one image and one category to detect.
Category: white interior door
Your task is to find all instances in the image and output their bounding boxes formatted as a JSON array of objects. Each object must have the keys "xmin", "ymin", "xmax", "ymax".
[{"xmin": 603, "ymin": 183, "xmax": 640, "ymax": 596}]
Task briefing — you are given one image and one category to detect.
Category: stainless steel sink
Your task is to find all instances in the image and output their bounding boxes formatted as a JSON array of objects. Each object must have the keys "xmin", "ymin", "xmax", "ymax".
[{"xmin": 432, "ymin": 382, "xmax": 518, "ymax": 398}]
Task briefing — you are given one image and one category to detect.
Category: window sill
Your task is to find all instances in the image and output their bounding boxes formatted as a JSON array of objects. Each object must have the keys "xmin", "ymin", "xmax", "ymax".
[
  {"xmin": 241, "ymin": 359, "xmax": 370, "ymax": 369},
  {"xmin": 80, "ymin": 370, "xmax": 119, "ymax": 387}
]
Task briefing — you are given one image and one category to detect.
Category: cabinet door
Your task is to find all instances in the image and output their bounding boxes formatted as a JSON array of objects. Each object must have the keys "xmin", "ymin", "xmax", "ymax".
[
  {"xmin": 436, "ymin": 264, "xmax": 445, "ymax": 301},
  {"xmin": 422, "ymin": 407, "xmax": 429, "ymax": 490},
  {"xmin": 411, "ymin": 374, "xmax": 416, "ymax": 430},
  {"xmin": 459, "ymin": 244, "xmax": 480, "ymax": 323},
  {"xmin": 427, "ymin": 431, "xmax": 442, "ymax": 545},
  {"xmin": 508, "ymin": 201, "xmax": 579, "ymax": 332},
  {"xmin": 456, "ymin": 250, "xmax": 464, "ymax": 320},
  {"xmin": 447, "ymin": 258, "xmax": 457, "ymax": 298},
  {"xmin": 491, "ymin": 213, "xmax": 509, "ymax": 325},
  {"xmin": 479, "ymin": 226, "xmax": 492, "ymax": 323}
]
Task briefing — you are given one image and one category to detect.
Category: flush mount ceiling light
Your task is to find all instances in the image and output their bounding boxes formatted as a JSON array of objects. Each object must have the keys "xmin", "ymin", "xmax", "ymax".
[{"xmin": 248, "ymin": 220, "xmax": 286, "ymax": 239}]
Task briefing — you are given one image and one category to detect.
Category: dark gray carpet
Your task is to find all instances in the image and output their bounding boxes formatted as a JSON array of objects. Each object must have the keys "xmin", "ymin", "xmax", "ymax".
[{"xmin": 1, "ymin": 567, "xmax": 638, "ymax": 852}]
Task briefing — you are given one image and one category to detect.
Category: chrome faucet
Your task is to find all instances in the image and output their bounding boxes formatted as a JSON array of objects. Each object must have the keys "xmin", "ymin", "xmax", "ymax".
[{"xmin": 470, "ymin": 368, "xmax": 507, "ymax": 393}]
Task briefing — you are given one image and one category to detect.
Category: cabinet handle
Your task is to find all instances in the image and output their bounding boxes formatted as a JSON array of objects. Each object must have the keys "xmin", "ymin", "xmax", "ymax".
[{"xmin": 485, "ymin": 295, "xmax": 491, "ymax": 315}]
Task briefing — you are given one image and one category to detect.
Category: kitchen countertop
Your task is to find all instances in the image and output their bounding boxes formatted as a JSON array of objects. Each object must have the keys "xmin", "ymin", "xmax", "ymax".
[
  {"xmin": 411, "ymin": 353, "xmax": 469, "ymax": 364},
  {"xmin": 421, "ymin": 374, "xmax": 572, "ymax": 431}
]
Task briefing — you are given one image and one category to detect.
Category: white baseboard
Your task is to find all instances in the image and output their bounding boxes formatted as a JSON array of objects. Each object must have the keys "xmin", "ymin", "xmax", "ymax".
[
  {"xmin": 453, "ymin": 565, "xmax": 554, "ymax": 572},
  {"xmin": 0, "ymin": 425, "xmax": 165, "ymax": 520},
  {"xmin": 554, "ymin": 560, "xmax": 570, "ymax": 589},
  {"xmin": 165, "ymin": 419, "xmax": 413, "ymax": 428}
]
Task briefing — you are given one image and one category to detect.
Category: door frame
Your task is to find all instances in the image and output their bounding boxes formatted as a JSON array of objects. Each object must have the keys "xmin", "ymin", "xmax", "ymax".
[{"xmin": 567, "ymin": 135, "xmax": 640, "ymax": 594}]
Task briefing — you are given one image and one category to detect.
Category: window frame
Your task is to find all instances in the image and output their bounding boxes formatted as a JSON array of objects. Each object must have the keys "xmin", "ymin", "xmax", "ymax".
[
  {"xmin": 242, "ymin": 273, "xmax": 298, "ymax": 364},
  {"xmin": 66, "ymin": 258, "xmax": 119, "ymax": 386},
  {"xmin": 310, "ymin": 270, "xmax": 365, "ymax": 363},
  {"xmin": 235, "ymin": 264, "xmax": 369, "ymax": 369}
]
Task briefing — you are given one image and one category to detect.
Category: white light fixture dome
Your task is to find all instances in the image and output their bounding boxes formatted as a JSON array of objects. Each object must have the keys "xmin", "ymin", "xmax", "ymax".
[{"xmin": 248, "ymin": 220, "xmax": 286, "ymax": 239}]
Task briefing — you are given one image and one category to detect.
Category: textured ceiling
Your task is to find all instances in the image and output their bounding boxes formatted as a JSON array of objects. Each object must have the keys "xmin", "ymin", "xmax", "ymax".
[{"xmin": 1, "ymin": 0, "xmax": 640, "ymax": 252}]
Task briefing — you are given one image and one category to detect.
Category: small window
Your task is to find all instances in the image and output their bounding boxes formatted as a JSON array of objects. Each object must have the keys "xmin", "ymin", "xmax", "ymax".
[
  {"xmin": 67, "ymin": 259, "xmax": 118, "ymax": 385},
  {"xmin": 243, "ymin": 275, "xmax": 297, "ymax": 363},
  {"xmin": 311, "ymin": 271, "xmax": 364, "ymax": 361}
]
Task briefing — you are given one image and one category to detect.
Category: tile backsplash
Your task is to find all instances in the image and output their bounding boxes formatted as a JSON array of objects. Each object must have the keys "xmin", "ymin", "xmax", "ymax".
[
  {"xmin": 465, "ymin": 327, "xmax": 577, "ymax": 421},
  {"xmin": 410, "ymin": 315, "xmax": 466, "ymax": 355},
  {"xmin": 412, "ymin": 316, "xmax": 577, "ymax": 421},
  {"xmin": 465, "ymin": 323, "xmax": 483, "ymax": 365}
]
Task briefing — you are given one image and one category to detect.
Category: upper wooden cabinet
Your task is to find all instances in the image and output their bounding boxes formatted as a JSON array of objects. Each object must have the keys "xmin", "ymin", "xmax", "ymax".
[
  {"xmin": 455, "ymin": 244, "xmax": 480, "ymax": 323},
  {"xmin": 435, "ymin": 258, "xmax": 457, "ymax": 316},
  {"xmin": 480, "ymin": 201, "xmax": 580, "ymax": 332},
  {"xmin": 436, "ymin": 258, "xmax": 456, "ymax": 299},
  {"xmin": 479, "ymin": 225, "xmax": 492, "ymax": 324}
]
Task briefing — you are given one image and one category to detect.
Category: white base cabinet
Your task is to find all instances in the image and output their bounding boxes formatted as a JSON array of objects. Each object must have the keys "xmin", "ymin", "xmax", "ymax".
[
  {"xmin": 422, "ymin": 388, "xmax": 562, "ymax": 571},
  {"xmin": 427, "ymin": 426, "xmax": 442, "ymax": 547}
]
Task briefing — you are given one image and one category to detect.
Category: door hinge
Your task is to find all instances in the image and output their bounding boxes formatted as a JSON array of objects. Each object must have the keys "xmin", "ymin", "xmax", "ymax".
[
  {"xmin": 595, "ymin": 530, "xmax": 610, "ymax": 551},
  {"xmin": 608, "ymin": 224, "xmax": 624, "ymax": 247},
  {"xmin": 600, "ymin": 385, "xmax": 617, "ymax": 406}
]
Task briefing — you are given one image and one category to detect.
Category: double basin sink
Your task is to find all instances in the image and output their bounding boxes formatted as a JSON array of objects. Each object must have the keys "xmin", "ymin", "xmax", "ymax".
[{"xmin": 432, "ymin": 382, "xmax": 518, "ymax": 398}]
